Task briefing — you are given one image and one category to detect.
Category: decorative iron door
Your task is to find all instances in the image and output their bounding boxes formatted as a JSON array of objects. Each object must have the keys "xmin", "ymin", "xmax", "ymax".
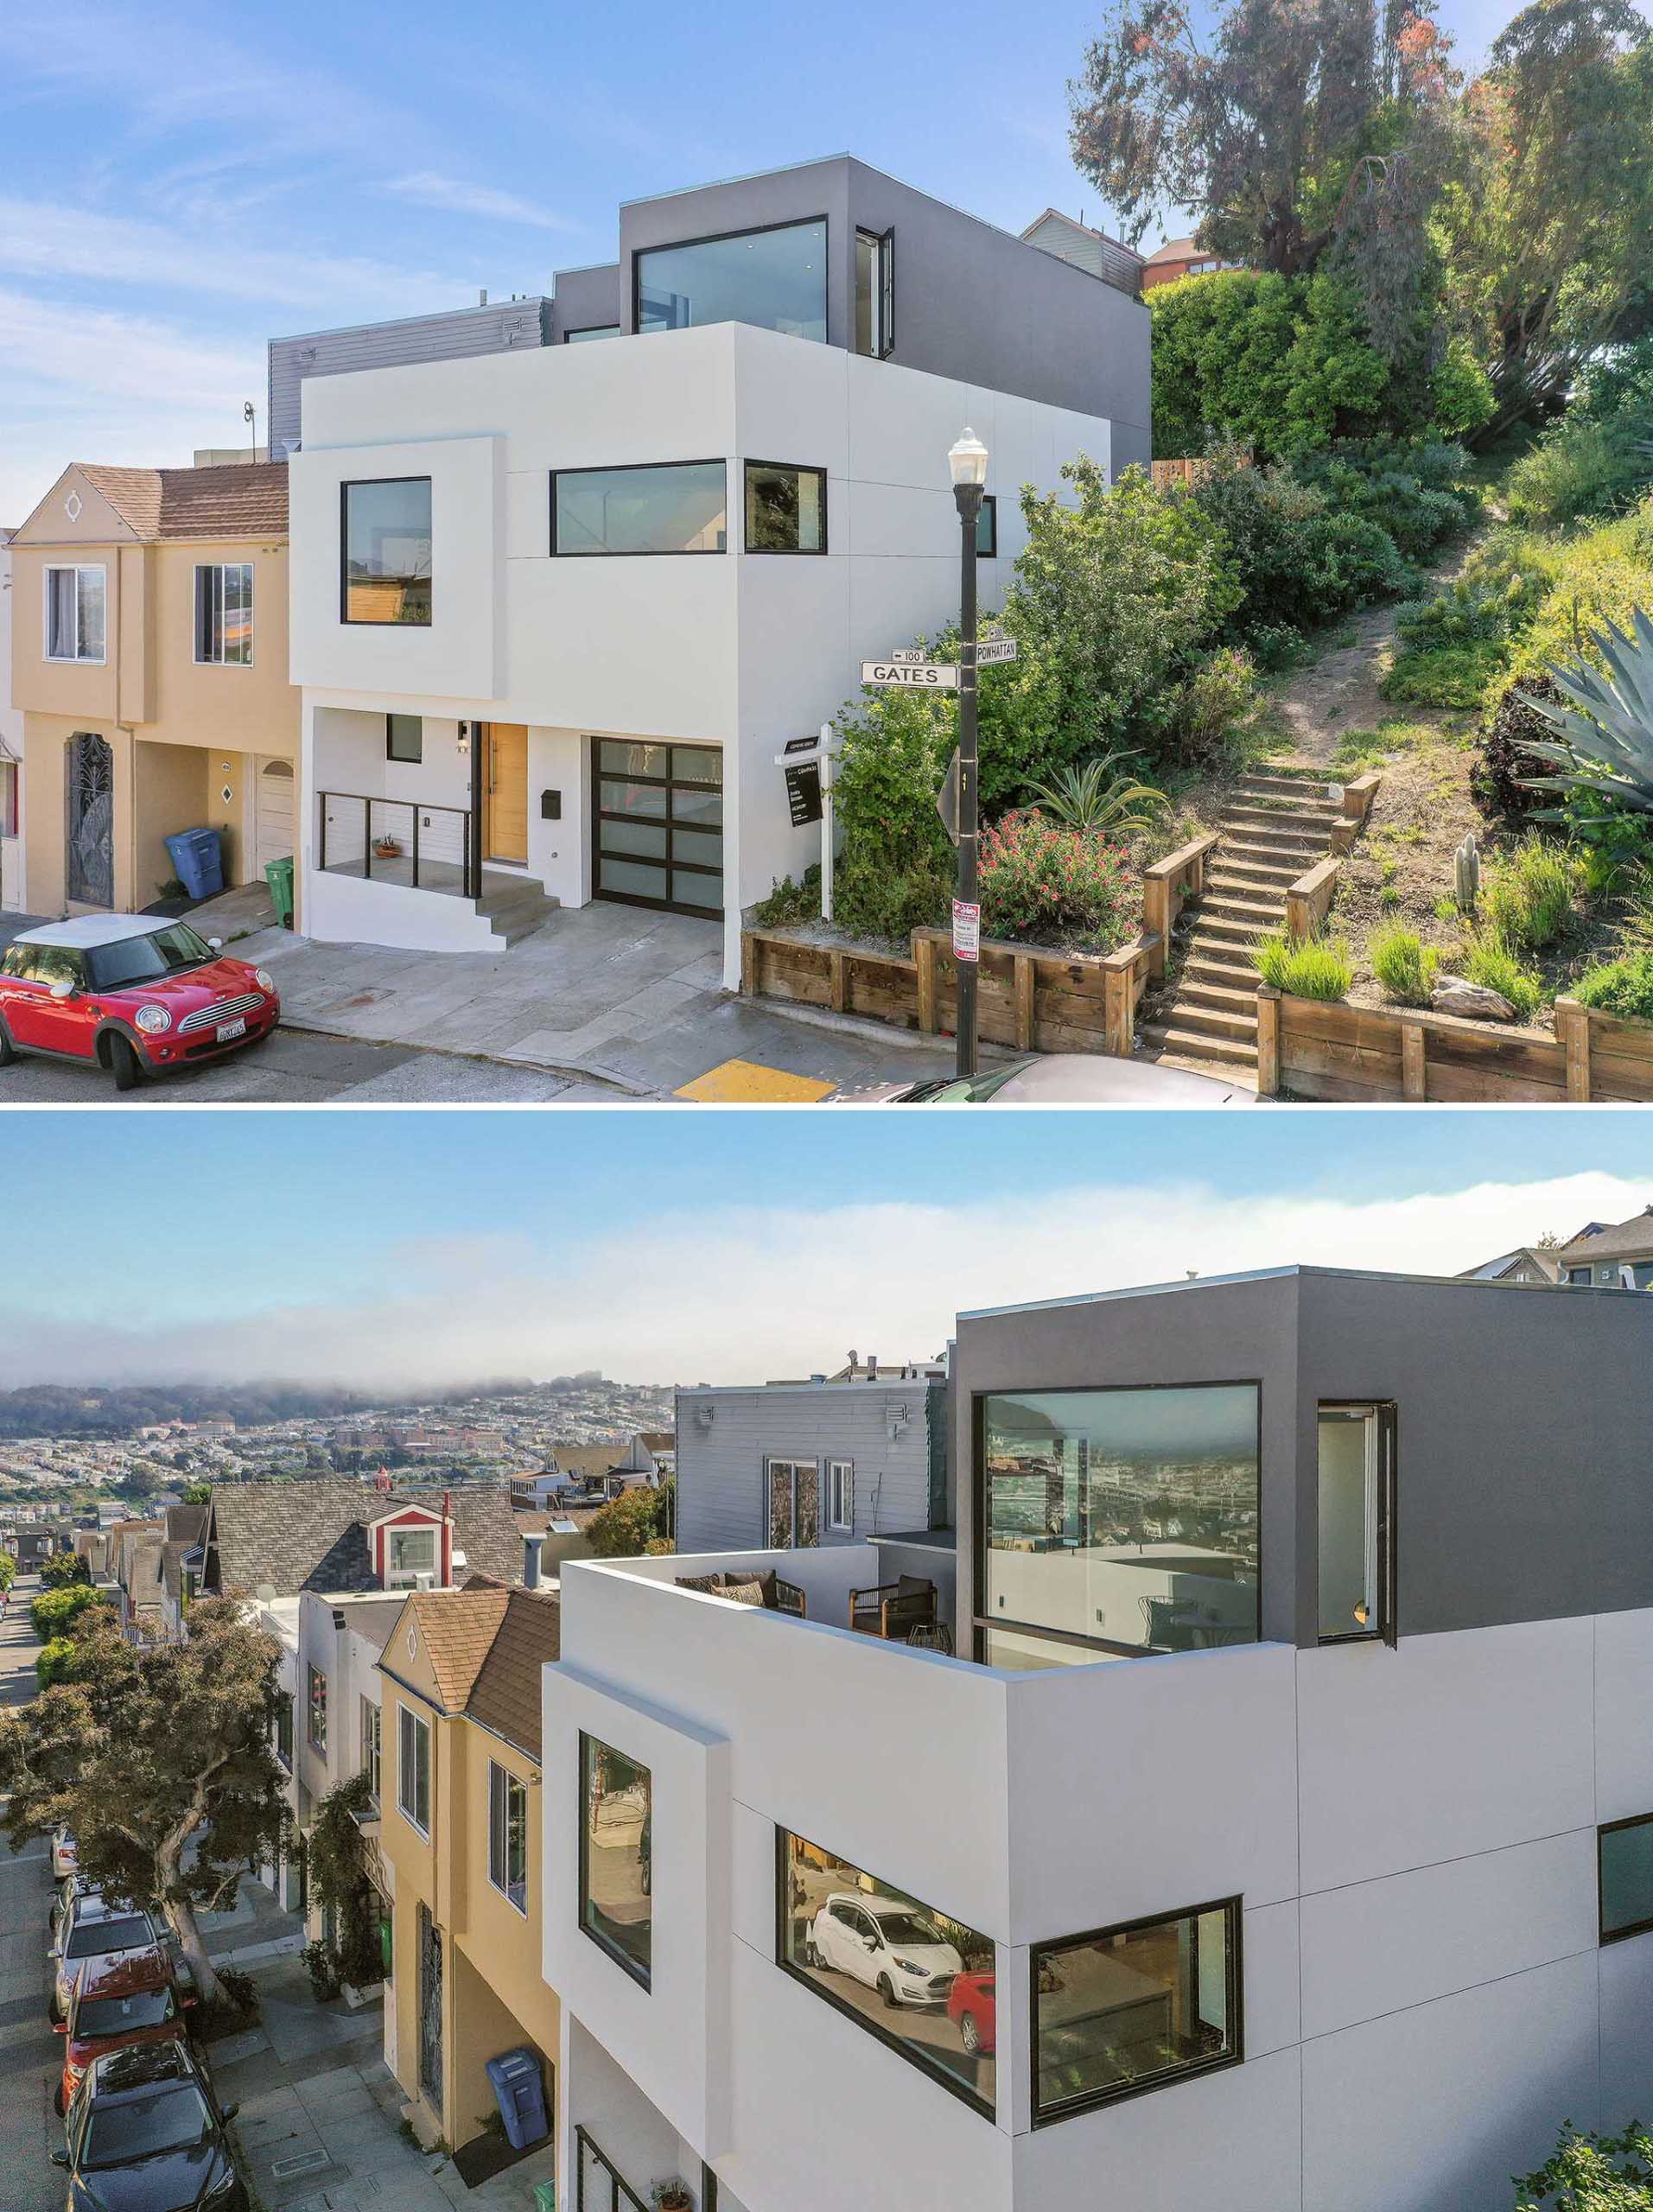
[
  {"xmin": 66, "ymin": 732, "xmax": 113, "ymax": 906},
  {"xmin": 417, "ymin": 1903, "xmax": 442, "ymax": 2108}
]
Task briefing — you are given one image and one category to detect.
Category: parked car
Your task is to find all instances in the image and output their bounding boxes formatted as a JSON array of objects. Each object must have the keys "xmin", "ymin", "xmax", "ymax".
[
  {"xmin": 54, "ymin": 2040, "xmax": 246, "ymax": 2212},
  {"xmin": 52, "ymin": 1827, "xmax": 80, "ymax": 1880},
  {"xmin": 836, "ymin": 1054, "xmax": 1264, "ymax": 1105},
  {"xmin": 52, "ymin": 1896, "xmax": 164, "ymax": 2023},
  {"xmin": 0, "ymin": 917, "xmax": 279, "ymax": 1092},
  {"xmin": 50, "ymin": 1874, "xmax": 96, "ymax": 1945},
  {"xmin": 946, "ymin": 1967, "xmax": 995, "ymax": 2055},
  {"xmin": 56, "ymin": 1948, "xmax": 192, "ymax": 2115},
  {"xmin": 805, "ymin": 1891, "xmax": 963, "ymax": 2007}
]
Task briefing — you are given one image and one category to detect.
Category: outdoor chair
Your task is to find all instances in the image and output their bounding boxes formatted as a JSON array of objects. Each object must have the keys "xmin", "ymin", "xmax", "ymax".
[
  {"xmin": 674, "ymin": 1568, "xmax": 806, "ymax": 1618},
  {"xmin": 848, "ymin": 1574, "xmax": 938, "ymax": 1640}
]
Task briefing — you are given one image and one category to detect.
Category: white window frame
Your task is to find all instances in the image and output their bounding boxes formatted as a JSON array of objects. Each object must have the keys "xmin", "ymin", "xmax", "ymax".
[
  {"xmin": 361, "ymin": 1696, "xmax": 381, "ymax": 1805},
  {"xmin": 827, "ymin": 1458, "xmax": 855, "ymax": 1534},
  {"xmin": 387, "ymin": 1526, "xmax": 438, "ymax": 1586},
  {"xmin": 194, "ymin": 563, "xmax": 254, "ymax": 667},
  {"xmin": 397, "ymin": 1702, "xmax": 430, "ymax": 1836},
  {"xmin": 43, "ymin": 565, "xmax": 106, "ymax": 664},
  {"xmin": 487, "ymin": 1759, "xmax": 528, "ymax": 1915}
]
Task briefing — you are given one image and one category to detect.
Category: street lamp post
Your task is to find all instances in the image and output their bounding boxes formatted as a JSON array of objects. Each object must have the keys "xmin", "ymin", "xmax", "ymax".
[{"xmin": 948, "ymin": 428, "xmax": 989, "ymax": 1080}]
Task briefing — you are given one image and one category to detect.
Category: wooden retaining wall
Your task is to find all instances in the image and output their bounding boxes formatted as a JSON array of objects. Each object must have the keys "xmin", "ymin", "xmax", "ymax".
[{"xmin": 1256, "ymin": 988, "xmax": 1653, "ymax": 1103}]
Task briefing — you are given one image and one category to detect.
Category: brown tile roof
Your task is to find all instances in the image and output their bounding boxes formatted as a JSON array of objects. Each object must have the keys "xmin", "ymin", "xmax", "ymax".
[
  {"xmin": 75, "ymin": 462, "xmax": 287, "ymax": 542},
  {"xmin": 406, "ymin": 1585, "xmax": 511, "ymax": 1712},
  {"xmin": 462, "ymin": 1581, "xmax": 561, "ymax": 1759},
  {"xmin": 1144, "ymin": 237, "xmax": 1199, "ymax": 264},
  {"xmin": 1555, "ymin": 1208, "xmax": 1653, "ymax": 1265}
]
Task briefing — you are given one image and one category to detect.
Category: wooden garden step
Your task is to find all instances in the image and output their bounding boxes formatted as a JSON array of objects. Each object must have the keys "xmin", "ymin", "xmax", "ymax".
[
  {"xmin": 1165, "ymin": 1001, "xmax": 1260, "ymax": 1043},
  {"xmin": 1187, "ymin": 918, "xmax": 1271, "ymax": 949},
  {"xmin": 1223, "ymin": 801, "xmax": 1339, "ymax": 830},
  {"xmin": 1217, "ymin": 820, "xmax": 1330, "ymax": 854},
  {"xmin": 1140, "ymin": 1020, "xmax": 1258, "ymax": 1066},
  {"xmin": 1240, "ymin": 772, "xmax": 1336, "ymax": 797},
  {"xmin": 1183, "ymin": 955, "xmax": 1262, "ymax": 990},
  {"xmin": 1204, "ymin": 892, "xmax": 1287, "ymax": 925},
  {"xmin": 1176, "ymin": 978, "xmax": 1262, "ymax": 1012},
  {"xmin": 1222, "ymin": 841, "xmax": 1325, "ymax": 874},
  {"xmin": 1213, "ymin": 855, "xmax": 1301, "ymax": 887}
]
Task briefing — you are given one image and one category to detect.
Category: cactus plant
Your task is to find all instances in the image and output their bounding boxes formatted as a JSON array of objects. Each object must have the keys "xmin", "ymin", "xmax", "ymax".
[
  {"xmin": 1453, "ymin": 832, "xmax": 1481, "ymax": 914},
  {"xmin": 1516, "ymin": 606, "xmax": 1653, "ymax": 819}
]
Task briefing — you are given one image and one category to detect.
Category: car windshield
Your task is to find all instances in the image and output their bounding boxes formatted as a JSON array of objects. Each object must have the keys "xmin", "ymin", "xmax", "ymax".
[
  {"xmin": 81, "ymin": 2082, "xmax": 211, "ymax": 2169},
  {"xmin": 86, "ymin": 924, "xmax": 216, "ymax": 991},
  {"xmin": 67, "ymin": 1915, "xmax": 153, "ymax": 1959},
  {"xmin": 872, "ymin": 1911, "xmax": 944, "ymax": 1947},
  {"xmin": 75, "ymin": 1986, "xmax": 175, "ymax": 2038}
]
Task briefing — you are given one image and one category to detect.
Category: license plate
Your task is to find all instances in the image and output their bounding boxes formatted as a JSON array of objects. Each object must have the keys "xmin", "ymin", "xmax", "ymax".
[{"xmin": 215, "ymin": 1017, "xmax": 247, "ymax": 1042}]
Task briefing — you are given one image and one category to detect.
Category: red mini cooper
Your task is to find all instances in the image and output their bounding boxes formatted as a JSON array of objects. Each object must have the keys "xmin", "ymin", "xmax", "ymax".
[{"xmin": 0, "ymin": 916, "xmax": 279, "ymax": 1090}]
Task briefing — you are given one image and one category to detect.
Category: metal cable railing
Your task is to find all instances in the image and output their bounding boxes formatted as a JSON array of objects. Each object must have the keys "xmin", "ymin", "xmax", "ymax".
[{"xmin": 317, "ymin": 791, "xmax": 475, "ymax": 898}]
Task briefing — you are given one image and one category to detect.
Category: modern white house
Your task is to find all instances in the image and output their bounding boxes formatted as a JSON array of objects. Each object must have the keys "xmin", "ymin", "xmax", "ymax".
[
  {"xmin": 540, "ymin": 1266, "xmax": 1653, "ymax": 2212},
  {"xmin": 280, "ymin": 156, "xmax": 1150, "ymax": 985}
]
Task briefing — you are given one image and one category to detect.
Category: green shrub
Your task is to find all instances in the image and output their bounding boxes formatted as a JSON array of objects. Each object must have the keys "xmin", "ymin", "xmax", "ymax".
[
  {"xmin": 1168, "ymin": 647, "xmax": 1259, "ymax": 763},
  {"xmin": 750, "ymin": 866, "xmax": 821, "ymax": 927},
  {"xmin": 1190, "ymin": 454, "xmax": 1415, "ymax": 641},
  {"xmin": 978, "ymin": 810, "xmax": 1138, "ymax": 952},
  {"xmin": 1513, "ymin": 2120, "xmax": 1653, "ymax": 2210},
  {"xmin": 1252, "ymin": 929, "xmax": 1353, "ymax": 1000},
  {"xmin": 1456, "ymin": 936, "xmax": 1543, "ymax": 1018},
  {"xmin": 1574, "ymin": 950, "xmax": 1653, "ymax": 1022},
  {"xmin": 35, "ymin": 1637, "xmax": 80, "ymax": 1694},
  {"xmin": 830, "ymin": 681, "xmax": 956, "ymax": 941},
  {"xmin": 1372, "ymin": 928, "xmax": 1440, "ymax": 1006},
  {"xmin": 29, "ymin": 1583, "xmax": 113, "ymax": 1643},
  {"xmin": 1505, "ymin": 413, "xmax": 1653, "ymax": 532},
  {"xmin": 1479, "ymin": 842, "xmax": 1581, "ymax": 951}
]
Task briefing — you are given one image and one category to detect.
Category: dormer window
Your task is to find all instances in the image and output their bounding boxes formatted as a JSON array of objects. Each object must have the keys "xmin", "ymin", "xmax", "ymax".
[{"xmin": 388, "ymin": 1526, "xmax": 438, "ymax": 1585}]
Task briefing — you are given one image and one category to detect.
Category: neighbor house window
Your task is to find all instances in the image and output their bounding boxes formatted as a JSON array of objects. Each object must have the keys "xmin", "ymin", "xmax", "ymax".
[
  {"xmin": 341, "ymin": 478, "xmax": 432, "ymax": 626},
  {"xmin": 744, "ymin": 461, "xmax": 826, "ymax": 554},
  {"xmin": 581, "ymin": 1733, "xmax": 651, "ymax": 1985},
  {"xmin": 1599, "ymin": 1816, "xmax": 1653, "ymax": 1942},
  {"xmin": 1032, "ymin": 1900, "xmax": 1243, "ymax": 2123},
  {"xmin": 976, "ymin": 496, "xmax": 998, "ymax": 559},
  {"xmin": 489, "ymin": 1761, "xmax": 528, "ymax": 1914},
  {"xmin": 855, "ymin": 226, "xmax": 894, "ymax": 357},
  {"xmin": 361, "ymin": 1698, "xmax": 381, "ymax": 1805},
  {"xmin": 0, "ymin": 760, "xmax": 16, "ymax": 838},
  {"xmin": 551, "ymin": 462, "xmax": 727, "ymax": 556},
  {"xmin": 827, "ymin": 1459, "xmax": 854, "ymax": 1535},
  {"xmin": 274, "ymin": 1694, "xmax": 294, "ymax": 1770},
  {"xmin": 386, "ymin": 714, "xmax": 423, "ymax": 763},
  {"xmin": 778, "ymin": 1829, "xmax": 994, "ymax": 2115},
  {"xmin": 766, "ymin": 1459, "xmax": 819, "ymax": 1548},
  {"xmin": 194, "ymin": 563, "xmax": 253, "ymax": 664},
  {"xmin": 976, "ymin": 1384, "xmax": 1261, "ymax": 1668},
  {"xmin": 564, "ymin": 324, "xmax": 620, "ymax": 342},
  {"xmin": 398, "ymin": 1705, "xmax": 431, "ymax": 1834},
  {"xmin": 1318, "ymin": 1404, "xmax": 1396, "ymax": 1644},
  {"xmin": 307, "ymin": 1664, "xmax": 327, "ymax": 1753},
  {"xmin": 636, "ymin": 219, "xmax": 827, "ymax": 342},
  {"xmin": 44, "ymin": 565, "xmax": 105, "ymax": 663},
  {"xmin": 387, "ymin": 1526, "xmax": 438, "ymax": 1585}
]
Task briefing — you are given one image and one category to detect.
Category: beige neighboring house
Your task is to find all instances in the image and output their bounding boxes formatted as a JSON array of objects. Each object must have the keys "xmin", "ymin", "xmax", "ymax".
[{"xmin": 8, "ymin": 461, "xmax": 299, "ymax": 919}]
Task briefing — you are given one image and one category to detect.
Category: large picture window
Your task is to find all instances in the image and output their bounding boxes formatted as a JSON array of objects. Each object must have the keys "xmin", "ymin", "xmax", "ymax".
[
  {"xmin": 489, "ymin": 1760, "xmax": 529, "ymax": 1914},
  {"xmin": 398, "ymin": 1704, "xmax": 431, "ymax": 1835},
  {"xmin": 978, "ymin": 1384, "xmax": 1260, "ymax": 1668},
  {"xmin": 744, "ymin": 461, "xmax": 826, "ymax": 554},
  {"xmin": 45, "ymin": 565, "xmax": 105, "ymax": 663},
  {"xmin": 1599, "ymin": 1815, "xmax": 1653, "ymax": 1943},
  {"xmin": 551, "ymin": 462, "xmax": 727, "ymax": 556},
  {"xmin": 194, "ymin": 563, "xmax": 253, "ymax": 664},
  {"xmin": 637, "ymin": 219, "xmax": 827, "ymax": 342},
  {"xmin": 341, "ymin": 478, "xmax": 432, "ymax": 626},
  {"xmin": 581, "ymin": 1733, "xmax": 652, "ymax": 1986},
  {"xmin": 1032, "ymin": 1901, "xmax": 1242, "ymax": 2123},
  {"xmin": 778, "ymin": 1830, "xmax": 995, "ymax": 2116}
]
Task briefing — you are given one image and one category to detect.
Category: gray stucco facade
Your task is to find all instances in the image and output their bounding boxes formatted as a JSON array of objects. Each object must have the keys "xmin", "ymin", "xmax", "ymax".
[
  {"xmin": 267, "ymin": 296, "xmax": 550, "ymax": 455},
  {"xmin": 952, "ymin": 1266, "xmax": 1653, "ymax": 1654}
]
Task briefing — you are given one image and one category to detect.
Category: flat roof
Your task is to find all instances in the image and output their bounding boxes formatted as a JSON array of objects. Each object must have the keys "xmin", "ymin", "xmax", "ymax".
[
  {"xmin": 11, "ymin": 914, "xmax": 175, "ymax": 948},
  {"xmin": 957, "ymin": 1262, "xmax": 1653, "ymax": 1323}
]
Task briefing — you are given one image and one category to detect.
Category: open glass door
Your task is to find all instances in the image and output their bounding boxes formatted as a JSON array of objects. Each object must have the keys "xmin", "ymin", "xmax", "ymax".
[{"xmin": 1317, "ymin": 1404, "xmax": 1396, "ymax": 1644}]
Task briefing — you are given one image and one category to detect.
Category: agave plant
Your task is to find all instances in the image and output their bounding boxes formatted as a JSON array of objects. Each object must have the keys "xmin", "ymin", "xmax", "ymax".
[
  {"xmin": 1024, "ymin": 751, "xmax": 1168, "ymax": 837},
  {"xmin": 1516, "ymin": 607, "xmax": 1653, "ymax": 820}
]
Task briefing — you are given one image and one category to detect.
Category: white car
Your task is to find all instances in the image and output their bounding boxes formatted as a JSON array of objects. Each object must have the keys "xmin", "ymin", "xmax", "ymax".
[
  {"xmin": 806, "ymin": 1891, "xmax": 962, "ymax": 2008},
  {"xmin": 51, "ymin": 1827, "xmax": 79, "ymax": 1880},
  {"xmin": 51, "ymin": 1895, "xmax": 162, "ymax": 2023}
]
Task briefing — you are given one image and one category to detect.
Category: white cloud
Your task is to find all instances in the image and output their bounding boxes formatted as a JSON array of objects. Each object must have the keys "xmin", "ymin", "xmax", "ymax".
[
  {"xmin": 0, "ymin": 1172, "xmax": 1638, "ymax": 1395},
  {"xmin": 383, "ymin": 173, "xmax": 581, "ymax": 233}
]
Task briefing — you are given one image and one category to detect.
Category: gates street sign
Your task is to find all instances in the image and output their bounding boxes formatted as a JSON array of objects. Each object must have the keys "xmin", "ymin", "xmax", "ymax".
[{"xmin": 861, "ymin": 660, "xmax": 960, "ymax": 690}]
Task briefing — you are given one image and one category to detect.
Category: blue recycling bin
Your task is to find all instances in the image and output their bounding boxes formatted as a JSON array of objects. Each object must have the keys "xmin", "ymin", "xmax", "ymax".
[
  {"xmin": 164, "ymin": 826, "xmax": 225, "ymax": 901},
  {"xmin": 485, "ymin": 2047, "xmax": 550, "ymax": 2152}
]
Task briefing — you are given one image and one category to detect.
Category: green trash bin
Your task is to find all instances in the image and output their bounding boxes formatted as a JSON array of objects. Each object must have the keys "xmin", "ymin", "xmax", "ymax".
[{"xmin": 264, "ymin": 854, "xmax": 295, "ymax": 929}]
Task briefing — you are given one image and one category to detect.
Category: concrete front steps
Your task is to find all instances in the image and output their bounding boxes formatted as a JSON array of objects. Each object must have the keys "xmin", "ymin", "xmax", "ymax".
[
  {"xmin": 1141, "ymin": 770, "xmax": 1345, "ymax": 1071},
  {"xmin": 478, "ymin": 868, "xmax": 559, "ymax": 948}
]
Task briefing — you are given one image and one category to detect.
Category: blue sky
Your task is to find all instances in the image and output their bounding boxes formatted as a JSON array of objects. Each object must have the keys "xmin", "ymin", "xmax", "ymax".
[
  {"xmin": 0, "ymin": 1108, "xmax": 1645, "ymax": 1389},
  {"xmin": 0, "ymin": 0, "xmax": 1592, "ymax": 524}
]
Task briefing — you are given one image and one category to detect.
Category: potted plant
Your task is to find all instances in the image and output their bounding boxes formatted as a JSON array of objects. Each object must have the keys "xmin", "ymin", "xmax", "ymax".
[
  {"xmin": 652, "ymin": 2183, "xmax": 693, "ymax": 2211},
  {"xmin": 373, "ymin": 835, "xmax": 404, "ymax": 861}
]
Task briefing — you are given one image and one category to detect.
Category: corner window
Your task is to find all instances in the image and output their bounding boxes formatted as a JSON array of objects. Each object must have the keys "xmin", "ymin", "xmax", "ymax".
[
  {"xmin": 194, "ymin": 563, "xmax": 253, "ymax": 665},
  {"xmin": 977, "ymin": 1385, "xmax": 1260, "ymax": 1668},
  {"xmin": 1317, "ymin": 1404, "xmax": 1396, "ymax": 1644},
  {"xmin": 564, "ymin": 324, "xmax": 620, "ymax": 343},
  {"xmin": 341, "ymin": 477, "xmax": 431, "ymax": 626},
  {"xmin": 636, "ymin": 219, "xmax": 827, "ymax": 343},
  {"xmin": 855, "ymin": 227, "xmax": 895, "ymax": 358},
  {"xmin": 386, "ymin": 714, "xmax": 423, "ymax": 764},
  {"xmin": 361, "ymin": 1698, "xmax": 381, "ymax": 1805},
  {"xmin": 1599, "ymin": 1816, "xmax": 1653, "ymax": 1942},
  {"xmin": 827, "ymin": 1459, "xmax": 854, "ymax": 1535},
  {"xmin": 44, "ymin": 565, "xmax": 105, "ymax": 663},
  {"xmin": 1032, "ymin": 1900, "xmax": 1242, "ymax": 2124},
  {"xmin": 398, "ymin": 1703, "xmax": 431, "ymax": 1835},
  {"xmin": 489, "ymin": 1760, "xmax": 529, "ymax": 1914},
  {"xmin": 766, "ymin": 1459, "xmax": 820, "ymax": 1548},
  {"xmin": 551, "ymin": 462, "xmax": 727, "ymax": 556},
  {"xmin": 580, "ymin": 1733, "xmax": 652, "ymax": 1986},
  {"xmin": 744, "ymin": 462, "xmax": 826, "ymax": 554},
  {"xmin": 307, "ymin": 1664, "xmax": 327, "ymax": 1753},
  {"xmin": 976, "ymin": 496, "xmax": 997, "ymax": 560},
  {"xmin": 778, "ymin": 1829, "xmax": 994, "ymax": 2116}
]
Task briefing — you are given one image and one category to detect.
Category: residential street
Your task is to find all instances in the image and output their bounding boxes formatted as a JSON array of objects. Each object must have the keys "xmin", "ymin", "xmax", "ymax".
[{"xmin": 0, "ymin": 1577, "xmax": 67, "ymax": 2212}]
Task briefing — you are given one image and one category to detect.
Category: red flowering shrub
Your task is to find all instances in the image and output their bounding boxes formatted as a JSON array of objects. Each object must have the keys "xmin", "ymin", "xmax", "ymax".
[{"xmin": 979, "ymin": 810, "xmax": 1138, "ymax": 951}]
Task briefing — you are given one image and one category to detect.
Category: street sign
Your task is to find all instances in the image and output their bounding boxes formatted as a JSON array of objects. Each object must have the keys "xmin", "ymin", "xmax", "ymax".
[
  {"xmin": 861, "ymin": 659, "xmax": 960, "ymax": 690},
  {"xmin": 937, "ymin": 748, "xmax": 960, "ymax": 845},
  {"xmin": 952, "ymin": 899, "xmax": 981, "ymax": 964},
  {"xmin": 975, "ymin": 637, "xmax": 1018, "ymax": 665},
  {"xmin": 887, "ymin": 649, "xmax": 930, "ymax": 664}
]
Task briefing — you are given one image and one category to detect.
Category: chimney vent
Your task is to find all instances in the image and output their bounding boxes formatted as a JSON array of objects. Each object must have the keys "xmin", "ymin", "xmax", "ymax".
[{"xmin": 523, "ymin": 1532, "xmax": 545, "ymax": 1589}]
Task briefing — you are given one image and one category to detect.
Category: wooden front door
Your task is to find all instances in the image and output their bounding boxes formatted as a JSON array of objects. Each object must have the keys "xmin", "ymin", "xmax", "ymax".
[{"xmin": 484, "ymin": 724, "xmax": 529, "ymax": 863}]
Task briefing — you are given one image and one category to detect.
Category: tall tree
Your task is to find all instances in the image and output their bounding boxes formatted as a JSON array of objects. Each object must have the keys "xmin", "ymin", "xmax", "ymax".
[{"xmin": 0, "ymin": 1598, "xmax": 287, "ymax": 2006}]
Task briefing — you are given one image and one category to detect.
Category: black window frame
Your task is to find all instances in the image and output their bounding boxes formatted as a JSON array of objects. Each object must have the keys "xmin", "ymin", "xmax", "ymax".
[
  {"xmin": 340, "ymin": 475, "xmax": 433, "ymax": 627},
  {"xmin": 742, "ymin": 461, "xmax": 828, "ymax": 556},
  {"xmin": 855, "ymin": 226, "xmax": 896, "ymax": 359},
  {"xmin": 563, "ymin": 324, "xmax": 621, "ymax": 343},
  {"xmin": 976, "ymin": 495, "xmax": 998, "ymax": 560},
  {"xmin": 632, "ymin": 214, "xmax": 830, "ymax": 344},
  {"xmin": 307, "ymin": 1662, "xmax": 327, "ymax": 1753},
  {"xmin": 773, "ymin": 1826, "xmax": 995, "ymax": 2121},
  {"xmin": 1315, "ymin": 1402, "xmax": 1397, "ymax": 1649},
  {"xmin": 578, "ymin": 1730, "xmax": 652, "ymax": 1991},
  {"xmin": 550, "ymin": 460, "xmax": 728, "ymax": 559},
  {"xmin": 590, "ymin": 737, "xmax": 722, "ymax": 920},
  {"xmin": 971, "ymin": 1380, "xmax": 1264, "ymax": 1666},
  {"xmin": 1599, "ymin": 1814, "xmax": 1653, "ymax": 1944},
  {"xmin": 385, "ymin": 713, "xmax": 423, "ymax": 765},
  {"xmin": 1029, "ymin": 1896, "xmax": 1244, "ymax": 2126}
]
